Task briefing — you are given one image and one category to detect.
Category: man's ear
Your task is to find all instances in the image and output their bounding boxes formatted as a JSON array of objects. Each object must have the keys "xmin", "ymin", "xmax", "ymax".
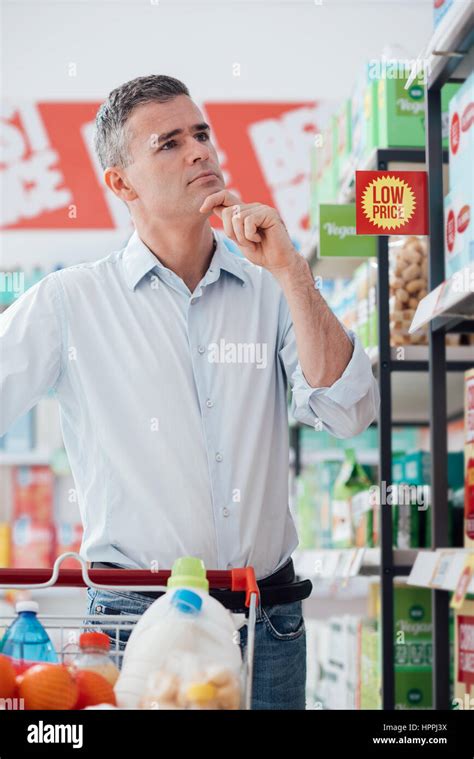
[{"xmin": 104, "ymin": 166, "xmax": 137, "ymax": 203}]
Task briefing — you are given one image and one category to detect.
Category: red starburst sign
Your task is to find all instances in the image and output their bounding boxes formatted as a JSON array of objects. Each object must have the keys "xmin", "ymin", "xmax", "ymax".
[{"xmin": 356, "ymin": 170, "xmax": 429, "ymax": 235}]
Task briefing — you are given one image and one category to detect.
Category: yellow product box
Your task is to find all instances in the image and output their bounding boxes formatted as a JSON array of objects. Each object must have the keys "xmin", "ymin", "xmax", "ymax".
[{"xmin": 0, "ymin": 522, "xmax": 11, "ymax": 567}]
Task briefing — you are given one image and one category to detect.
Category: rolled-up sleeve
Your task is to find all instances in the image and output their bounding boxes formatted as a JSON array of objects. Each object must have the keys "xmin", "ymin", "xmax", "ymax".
[
  {"xmin": 278, "ymin": 300, "xmax": 380, "ymax": 439},
  {"xmin": 0, "ymin": 273, "xmax": 63, "ymax": 435}
]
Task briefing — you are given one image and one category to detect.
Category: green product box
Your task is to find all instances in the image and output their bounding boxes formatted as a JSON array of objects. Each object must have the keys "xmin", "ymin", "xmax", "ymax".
[
  {"xmin": 363, "ymin": 81, "xmax": 379, "ymax": 157},
  {"xmin": 393, "ymin": 451, "xmax": 464, "ymax": 548},
  {"xmin": 360, "ymin": 621, "xmax": 381, "ymax": 709},
  {"xmin": 336, "ymin": 99, "xmax": 352, "ymax": 186},
  {"xmin": 295, "ymin": 473, "xmax": 318, "ymax": 550},
  {"xmin": 394, "ymin": 585, "xmax": 432, "ymax": 709},
  {"xmin": 332, "ymin": 449, "xmax": 373, "ymax": 548},
  {"xmin": 320, "ymin": 461, "xmax": 341, "ymax": 548},
  {"xmin": 377, "ymin": 75, "xmax": 461, "ymax": 149},
  {"xmin": 367, "ymin": 261, "xmax": 378, "ymax": 350},
  {"xmin": 403, "ymin": 450, "xmax": 464, "ymax": 489}
]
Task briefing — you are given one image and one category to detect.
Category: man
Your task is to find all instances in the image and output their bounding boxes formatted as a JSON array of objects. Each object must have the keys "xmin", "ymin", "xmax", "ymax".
[{"xmin": 0, "ymin": 75, "xmax": 379, "ymax": 709}]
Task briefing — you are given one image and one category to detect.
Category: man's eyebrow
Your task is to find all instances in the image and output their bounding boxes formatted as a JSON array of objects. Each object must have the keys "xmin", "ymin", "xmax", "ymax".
[{"xmin": 154, "ymin": 122, "xmax": 210, "ymax": 146}]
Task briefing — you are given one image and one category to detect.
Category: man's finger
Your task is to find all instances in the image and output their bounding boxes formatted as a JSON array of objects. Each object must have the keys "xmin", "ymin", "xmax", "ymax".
[{"xmin": 199, "ymin": 189, "xmax": 241, "ymax": 214}]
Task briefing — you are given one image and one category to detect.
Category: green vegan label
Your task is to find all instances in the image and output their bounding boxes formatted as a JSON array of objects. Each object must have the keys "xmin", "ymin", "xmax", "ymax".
[
  {"xmin": 407, "ymin": 688, "xmax": 423, "ymax": 705},
  {"xmin": 408, "ymin": 85, "xmax": 424, "ymax": 101},
  {"xmin": 319, "ymin": 204, "xmax": 377, "ymax": 258},
  {"xmin": 396, "ymin": 79, "xmax": 425, "ymax": 116},
  {"xmin": 409, "ymin": 604, "xmax": 425, "ymax": 621}
]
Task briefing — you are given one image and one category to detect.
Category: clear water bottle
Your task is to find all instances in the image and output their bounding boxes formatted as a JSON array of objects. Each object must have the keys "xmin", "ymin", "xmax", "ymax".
[{"xmin": 0, "ymin": 601, "xmax": 58, "ymax": 663}]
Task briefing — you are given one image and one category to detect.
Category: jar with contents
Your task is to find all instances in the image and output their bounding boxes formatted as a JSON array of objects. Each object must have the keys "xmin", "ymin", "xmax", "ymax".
[{"xmin": 71, "ymin": 632, "xmax": 119, "ymax": 686}]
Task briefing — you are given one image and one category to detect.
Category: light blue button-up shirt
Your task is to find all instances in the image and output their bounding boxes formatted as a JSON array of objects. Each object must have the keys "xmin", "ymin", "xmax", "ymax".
[{"xmin": 0, "ymin": 229, "xmax": 379, "ymax": 578}]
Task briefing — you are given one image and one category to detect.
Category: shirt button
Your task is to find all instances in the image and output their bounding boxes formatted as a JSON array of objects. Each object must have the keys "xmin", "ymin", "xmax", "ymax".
[
  {"xmin": 206, "ymin": 399, "xmax": 213, "ymax": 408},
  {"xmin": 190, "ymin": 299, "xmax": 196, "ymax": 305},
  {"xmin": 215, "ymin": 452, "xmax": 223, "ymax": 462},
  {"xmin": 222, "ymin": 507, "xmax": 230, "ymax": 518},
  {"xmin": 198, "ymin": 345, "xmax": 205, "ymax": 354}
]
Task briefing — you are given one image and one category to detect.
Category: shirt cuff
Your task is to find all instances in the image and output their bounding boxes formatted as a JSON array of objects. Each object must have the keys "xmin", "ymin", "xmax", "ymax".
[{"xmin": 293, "ymin": 328, "xmax": 375, "ymax": 412}]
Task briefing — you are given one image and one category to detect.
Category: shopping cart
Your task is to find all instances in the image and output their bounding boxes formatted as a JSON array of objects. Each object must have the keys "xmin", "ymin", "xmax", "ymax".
[{"xmin": 0, "ymin": 552, "xmax": 260, "ymax": 710}]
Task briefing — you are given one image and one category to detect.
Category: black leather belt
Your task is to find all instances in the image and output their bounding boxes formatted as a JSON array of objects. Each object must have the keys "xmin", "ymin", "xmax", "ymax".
[{"xmin": 90, "ymin": 558, "xmax": 313, "ymax": 611}]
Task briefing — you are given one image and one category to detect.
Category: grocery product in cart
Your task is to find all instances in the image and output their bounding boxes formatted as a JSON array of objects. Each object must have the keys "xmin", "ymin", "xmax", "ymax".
[
  {"xmin": 115, "ymin": 558, "xmax": 242, "ymax": 709},
  {"xmin": 70, "ymin": 631, "xmax": 119, "ymax": 686},
  {"xmin": 0, "ymin": 601, "xmax": 58, "ymax": 664}
]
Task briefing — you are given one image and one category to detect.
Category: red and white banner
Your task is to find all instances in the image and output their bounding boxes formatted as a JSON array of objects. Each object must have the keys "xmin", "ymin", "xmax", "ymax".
[{"xmin": 1, "ymin": 101, "xmax": 322, "ymax": 247}]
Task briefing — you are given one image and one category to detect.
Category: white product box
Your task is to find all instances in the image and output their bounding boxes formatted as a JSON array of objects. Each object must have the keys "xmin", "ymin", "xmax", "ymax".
[
  {"xmin": 444, "ymin": 186, "xmax": 474, "ymax": 280},
  {"xmin": 449, "ymin": 71, "xmax": 474, "ymax": 189}
]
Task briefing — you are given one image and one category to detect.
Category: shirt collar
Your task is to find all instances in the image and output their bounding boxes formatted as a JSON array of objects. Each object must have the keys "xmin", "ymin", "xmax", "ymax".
[{"xmin": 122, "ymin": 229, "xmax": 247, "ymax": 291}]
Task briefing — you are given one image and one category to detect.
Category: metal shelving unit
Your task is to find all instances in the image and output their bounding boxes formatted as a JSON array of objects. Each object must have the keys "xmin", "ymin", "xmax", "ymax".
[
  {"xmin": 424, "ymin": 5, "xmax": 474, "ymax": 712},
  {"xmin": 293, "ymin": 6, "xmax": 473, "ymax": 711}
]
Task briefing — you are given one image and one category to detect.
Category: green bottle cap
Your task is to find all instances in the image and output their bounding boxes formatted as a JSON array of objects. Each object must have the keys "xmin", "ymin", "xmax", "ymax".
[{"xmin": 167, "ymin": 556, "xmax": 209, "ymax": 592}]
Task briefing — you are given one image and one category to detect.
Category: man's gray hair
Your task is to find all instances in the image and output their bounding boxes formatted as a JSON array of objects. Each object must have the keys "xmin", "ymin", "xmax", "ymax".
[{"xmin": 94, "ymin": 74, "xmax": 190, "ymax": 171}]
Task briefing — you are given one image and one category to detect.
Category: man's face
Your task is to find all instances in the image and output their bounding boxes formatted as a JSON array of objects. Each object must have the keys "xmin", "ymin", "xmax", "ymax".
[{"xmin": 118, "ymin": 95, "xmax": 225, "ymax": 221}]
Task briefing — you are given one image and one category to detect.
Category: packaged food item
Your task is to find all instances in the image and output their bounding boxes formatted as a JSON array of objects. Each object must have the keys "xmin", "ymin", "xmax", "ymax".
[
  {"xmin": 367, "ymin": 583, "xmax": 433, "ymax": 709},
  {"xmin": 54, "ymin": 523, "xmax": 83, "ymax": 568},
  {"xmin": 114, "ymin": 557, "xmax": 242, "ymax": 709},
  {"xmin": 434, "ymin": 0, "xmax": 454, "ymax": 28},
  {"xmin": 351, "ymin": 490, "xmax": 375, "ymax": 548},
  {"xmin": 449, "ymin": 72, "xmax": 474, "ymax": 189},
  {"xmin": 336, "ymin": 99, "xmax": 352, "ymax": 187},
  {"xmin": 453, "ymin": 597, "xmax": 474, "ymax": 707},
  {"xmin": 391, "ymin": 450, "xmax": 464, "ymax": 548},
  {"xmin": 465, "ymin": 369, "xmax": 474, "ymax": 548},
  {"xmin": 11, "ymin": 517, "xmax": 55, "ymax": 568},
  {"xmin": 71, "ymin": 632, "xmax": 119, "ymax": 687},
  {"xmin": 444, "ymin": 189, "xmax": 473, "ymax": 279},
  {"xmin": 0, "ymin": 601, "xmax": 58, "ymax": 664},
  {"xmin": 378, "ymin": 74, "xmax": 460, "ymax": 149},
  {"xmin": 332, "ymin": 449, "xmax": 373, "ymax": 548},
  {"xmin": 359, "ymin": 620, "xmax": 381, "ymax": 709},
  {"xmin": 389, "ymin": 236, "xmax": 429, "ymax": 346},
  {"xmin": 0, "ymin": 523, "xmax": 11, "ymax": 567},
  {"xmin": 12, "ymin": 466, "xmax": 54, "ymax": 525}
]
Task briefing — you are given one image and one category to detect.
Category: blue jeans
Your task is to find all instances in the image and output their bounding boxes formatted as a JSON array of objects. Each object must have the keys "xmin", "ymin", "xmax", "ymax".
[{"xmin": 84, "ymin": 588, "xmax": 306, "ymax": 710}]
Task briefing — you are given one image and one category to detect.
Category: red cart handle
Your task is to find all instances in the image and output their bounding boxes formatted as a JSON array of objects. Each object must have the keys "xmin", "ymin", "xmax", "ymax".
[
  {"xmin": 231, "ymin": 567, "xmax": 260, "ymax": 608},
  {"xmin": 0, "ymin": 553, "xmax": 260, "ymax": 609}
]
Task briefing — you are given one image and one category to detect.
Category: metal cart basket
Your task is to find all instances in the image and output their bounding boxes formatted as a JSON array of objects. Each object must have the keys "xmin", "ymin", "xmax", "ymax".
[{"xmin": 0, "ymin": 552, "xmax": 260, "ymax": 710}]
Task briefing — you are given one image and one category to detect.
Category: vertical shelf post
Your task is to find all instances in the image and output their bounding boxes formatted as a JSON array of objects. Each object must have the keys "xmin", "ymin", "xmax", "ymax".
[
  {"xmin": 426, "ymin": 84, "xmax": 451, "ymax": 710},
  {"xmin": 377, "ymin": 150, "xmax": 395, "ymax": 709}
]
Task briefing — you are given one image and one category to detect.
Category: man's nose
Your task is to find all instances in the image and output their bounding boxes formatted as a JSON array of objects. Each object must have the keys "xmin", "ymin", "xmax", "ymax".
[{"xmin": 186, "ymin": 137, "xmax": 210, "ymax": 163}]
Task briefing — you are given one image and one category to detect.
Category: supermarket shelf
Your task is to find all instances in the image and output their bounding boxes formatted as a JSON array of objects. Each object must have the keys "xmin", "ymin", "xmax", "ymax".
[
  {"xmin": 0, "ymin": 449, "xmax": 52, "ymax": 466},
  {"xmin": 368, "ymin": 344, "xmax": 474, "ymax": 368},
  {"xmin": 407, "ymin": 0, "xmax": 474, "ymax": 90},
  {"xmin": 300, "ymin": 448, "xmax": 379, "ymax": 467},
  {"xmin": 294, "ymin": 548, "xmax": 417, "ymax": 580},
  {"xmin": 312, "ymin": 255, "xmax": 369, "ymax": 280},
  {"xmin": 337, "ymin": 148, "xmax": 429, "ymax": 204},
  {"xmin": 410, "ymin": 264, "xmax": 474, "ymax": 335},
  {"xmin": 407, "ymin": 549, "xmax": 474, "ymax": 594},
  {"xmin": 367, "ymin": 346, "xmax": 472, "ymax": 423}
]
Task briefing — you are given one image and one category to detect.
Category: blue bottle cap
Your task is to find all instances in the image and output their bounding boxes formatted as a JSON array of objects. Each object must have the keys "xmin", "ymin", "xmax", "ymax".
[{"xmin": 171, "ymin": 589, "xmax": 202, "ymax": 614}]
